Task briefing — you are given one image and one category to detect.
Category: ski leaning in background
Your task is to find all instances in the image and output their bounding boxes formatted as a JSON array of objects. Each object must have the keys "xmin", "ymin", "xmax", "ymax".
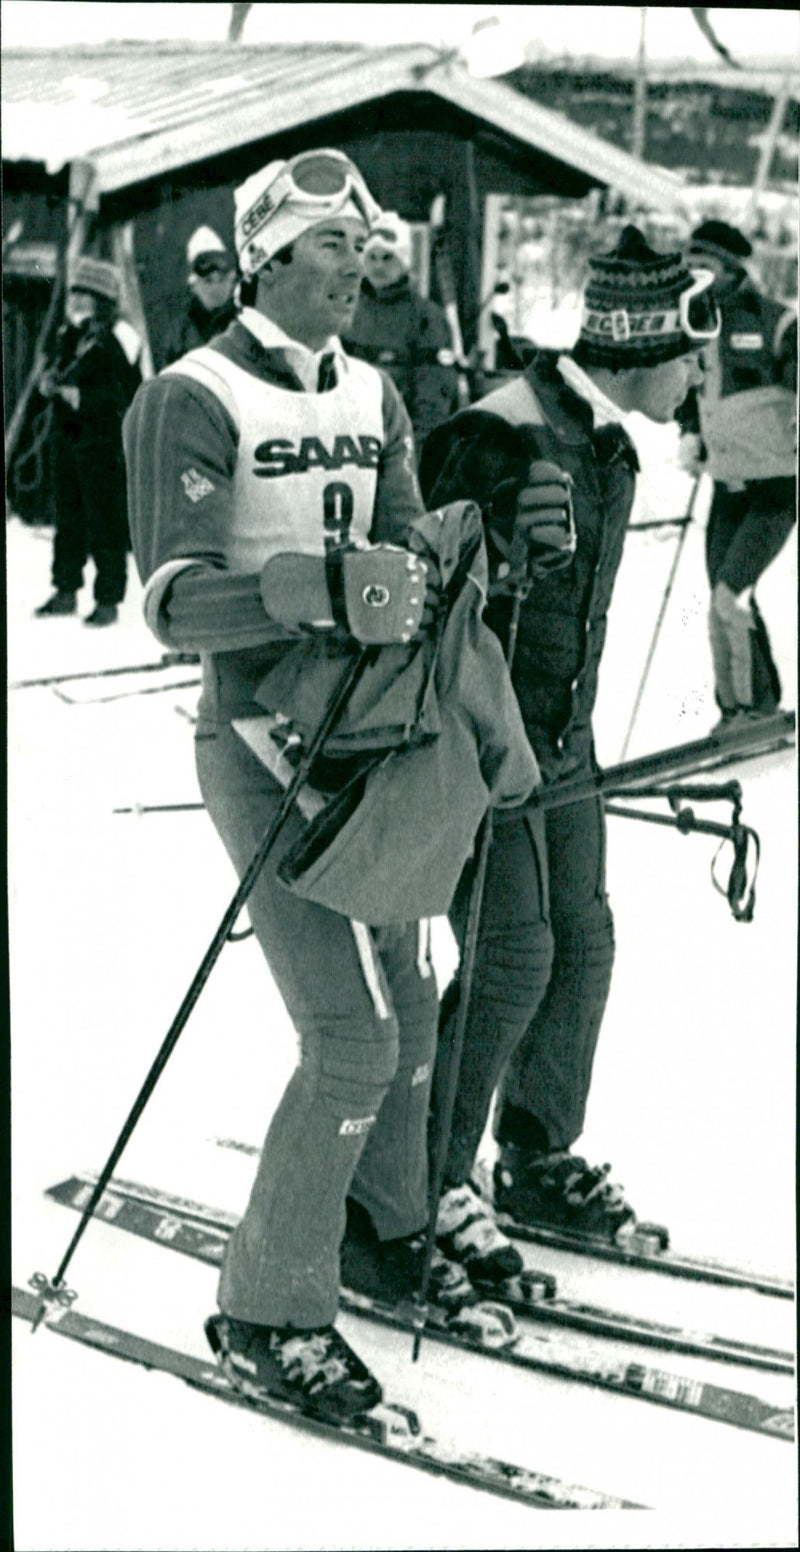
[{"xmin": 415, "ymin": 227, "xmax": 721, "ymax": 1277}]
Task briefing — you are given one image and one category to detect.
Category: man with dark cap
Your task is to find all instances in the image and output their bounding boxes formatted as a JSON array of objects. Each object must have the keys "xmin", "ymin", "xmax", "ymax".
[
  {"xmin": 678, "ymin": 219, "xmax": 797, "ymax": 724},
  {"xmin": 161, "ymin": 225, "xmax": 238, "ymax": 366},
  {"xmin": 416, "ymin": 226, "xmax": 715, "ymax": 1267}
]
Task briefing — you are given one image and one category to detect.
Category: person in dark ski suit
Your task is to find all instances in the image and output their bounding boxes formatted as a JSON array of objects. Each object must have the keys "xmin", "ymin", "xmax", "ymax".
[
  {"xmin": 35, "ymin": 257, "xmax": 142, "ymax": 626},
  {"xmin": 123, "ymin": 149, "xmax": 537, "ymax": 1425},
  {"xmin": 160, "ymin": 225, "xmax": 237, "ymax": 367},
  {"xmin": 344, "ymin": 212, "xmax": 460, "ymax": 450},
  {"xmin": 418, "ymin": 228, "xmax": 716, "ymax": 1264},
  {"xmin": 677, "ymin": 219, "xmax": 797, "ymax": 723}
]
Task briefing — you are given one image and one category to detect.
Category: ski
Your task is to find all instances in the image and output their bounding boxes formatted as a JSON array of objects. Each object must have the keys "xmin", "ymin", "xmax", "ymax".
[
  {"xmin": 531, "ymin": 710, "xmax": 796, "ymax": 815},
  {"xmin": 681, "ymin": 736, "xmax": 795, "ymax": 779},
  {"xmin": 53, "ymin": 676, "xmax": 201, "ymax": 706},
  {"xmin": 10, "ymin": 651, "xmax": 200, "ymax": 690},
  {"xmin": 12, "ymin": 1286, "xmax": 644, "ymax": 1511},
  {"xmin": 495, "ymin": 1215, "xmax": 794, "ymax": 1302},
  {"xmin": 218, "ymin": 1136, "xmax": 794, "ymax": 1303},
  {"xmin": 47, "ymin": 1174, "xmax": 795, "ymax": 1433}
]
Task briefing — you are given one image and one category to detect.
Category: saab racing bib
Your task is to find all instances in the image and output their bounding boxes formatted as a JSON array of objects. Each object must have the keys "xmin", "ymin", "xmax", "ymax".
[{"xmin": 163, "ymin": 347, "xmax": 384, "ymax": 570}]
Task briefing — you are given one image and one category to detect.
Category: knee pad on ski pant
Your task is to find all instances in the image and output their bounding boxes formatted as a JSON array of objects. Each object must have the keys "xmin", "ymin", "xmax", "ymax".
[
  {"xmin": 495, "ymin": 898, "xmax": 616, "ymax": 1151},
  {"xmin": 428, "ymin": 811, "xmax": 555, "ymax": 1185},
  {"xmin": 217, "ymin": 1026, "xmax": 400, "ymax": 1330},
  {"xmin": 295, "ymin": 1009, "xmax": 402, "ymax": 1123},
  {"xmin": 429, "ymin": 921, "xmax": 556, "ymax": 1189}
]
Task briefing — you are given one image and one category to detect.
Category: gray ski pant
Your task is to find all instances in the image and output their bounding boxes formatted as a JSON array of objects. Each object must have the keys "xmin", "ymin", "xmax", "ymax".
[
  {"xmin": 430, "ymin": 794, "xmax": 615, "ymax": 1183},
  {"xmin": 196, "ymin": 721, "xmax": 438, "ymax": 1329}
]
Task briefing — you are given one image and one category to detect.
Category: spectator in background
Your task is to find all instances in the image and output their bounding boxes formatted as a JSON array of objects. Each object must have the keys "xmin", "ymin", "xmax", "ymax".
[
  {"xmin": 678, "ymin": 219, "xmax": 797, "ymax": 724},
  {"xmin": 344, "ymin": 212, "xmax": 460, "ymax": 449},
  {"xmin": 161, "ymin": 226, "xmax": 237, "ymax": 366},
  {"xmin": 35, "ymin": 257, "xmax": 142, "ymax": 626}
]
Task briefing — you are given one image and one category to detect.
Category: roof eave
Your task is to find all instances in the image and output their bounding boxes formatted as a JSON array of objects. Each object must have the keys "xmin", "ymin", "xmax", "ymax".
[
  {"xmin": 9, "ymin": 48, "xmax": 686, "ymax": 211},
  {"xmin": 429, "ymin": 66, "xmax": 686, "ymax": 210}
]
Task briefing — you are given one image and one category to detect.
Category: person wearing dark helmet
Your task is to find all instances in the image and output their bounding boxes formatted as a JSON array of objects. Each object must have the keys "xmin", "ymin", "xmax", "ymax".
[
  {"xmin": 677, "ymin": 219, "xmax": 797, "ymax": 725},
  {"xmin": 417, "ymin": 227, "xmax": 715, "ymax": 1267}
]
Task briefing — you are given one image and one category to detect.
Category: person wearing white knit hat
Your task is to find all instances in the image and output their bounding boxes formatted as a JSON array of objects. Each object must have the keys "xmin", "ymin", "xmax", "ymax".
[
  {"xmin": 345, "ymin": 211, "xmax": 460, "ymax": 449},
  {"xmin": 161, "ymin": 224, "xmax": 237, "ymax": 366},
  {"xmin": 123, "ymin": 147, "xmax": 479, "ymax": 1422}
]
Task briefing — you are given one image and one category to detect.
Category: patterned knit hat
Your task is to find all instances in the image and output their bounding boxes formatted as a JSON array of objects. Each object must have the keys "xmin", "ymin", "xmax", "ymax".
[
  {"xmin": 577, "ymin": 225, "xmax": 711, "ymax": 369},
  {"xmin": 689, "ymin": 219, "xmax": 752, "ymax": 271},
  {"xmin": 68, "ymin": 256, "xmax": 120, "ymax": 304}
]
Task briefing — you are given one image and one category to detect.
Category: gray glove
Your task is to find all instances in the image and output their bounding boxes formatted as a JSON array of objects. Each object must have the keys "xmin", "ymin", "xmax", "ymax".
[{"xmin": 490, "ymin": 460, "xmax": 577, "ymax": 586}]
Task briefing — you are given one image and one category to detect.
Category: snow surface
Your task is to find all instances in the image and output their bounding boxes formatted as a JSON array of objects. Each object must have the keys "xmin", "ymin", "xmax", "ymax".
[{"xmin": 8, "ymin": 443, "xmax": 798, "ymax": 1551}]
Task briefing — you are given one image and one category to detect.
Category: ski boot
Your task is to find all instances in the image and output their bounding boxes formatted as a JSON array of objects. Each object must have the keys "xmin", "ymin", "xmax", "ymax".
[
  {"xmin": 436, "ymin": 1180, "xmax": 524, "ymax": 1286},
  {"xmin": 35, "ymin": 590, "xmax": 76, "ymax": 617},
  {"xmin": 342, "ymin": 1198, "xmax": 477, "ymax": 1312},
  {"xmin": 493, "ymin": 1146, "xmax": 636, "ymax": 1242},
  {"xmin": 205, "ymin": 1312, "xmax": 382, "ymax": 1423},
  {"xmin": 341, "ymin": 1199, "xmax": 520, "ymax": 1350}
]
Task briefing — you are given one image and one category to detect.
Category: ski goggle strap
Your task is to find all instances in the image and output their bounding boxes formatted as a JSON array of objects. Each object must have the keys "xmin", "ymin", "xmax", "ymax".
[
  {"xmin": 580, "ymin": 268, "xmax": 721, "ymax": 347},
  {"xmin": 237, "ymin": 151, "xmax": 381, "ymax": 266},
  {"xmin": 678, "ymin": 269, "xmax": 721, "ymax": 341}
]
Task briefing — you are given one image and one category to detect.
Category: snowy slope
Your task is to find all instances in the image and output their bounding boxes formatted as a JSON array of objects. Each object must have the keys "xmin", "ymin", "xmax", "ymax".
[{"xmin": 8, "ymin": 471, "xmax": 797, "ymax": 1550}]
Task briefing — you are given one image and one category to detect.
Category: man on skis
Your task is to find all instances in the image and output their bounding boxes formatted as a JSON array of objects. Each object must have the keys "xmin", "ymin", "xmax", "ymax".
[
  {"xmin": 123, "ymin": 149, "xmax": 536, "ymax": 1424},
  {"xmin": 417, "ymin": 227, "xmax": 716, "ymax": 1276}
]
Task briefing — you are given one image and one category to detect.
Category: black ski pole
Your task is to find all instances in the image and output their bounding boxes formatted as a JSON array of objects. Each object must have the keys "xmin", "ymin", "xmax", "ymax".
[
  {"xmin": 412, "ymin": 583, "xmax": 528, "ymax": 1362},
  {"xmin": 113, "ymin": 802, "xmax": 205, "ymax": 815},
  {"xmin": 29, "ymin": 644, "xmax": 375, "ymax": 1330},
  {"xmin": 619, "ymin": 474, "xmax": 701, "ymax": 761}
]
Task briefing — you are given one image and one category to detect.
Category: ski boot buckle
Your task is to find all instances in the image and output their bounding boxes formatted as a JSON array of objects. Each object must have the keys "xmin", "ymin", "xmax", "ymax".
[
  {"xmin": 365, "ymin": 1403, "xmax": 421, "ymax": 1447},
  {"xmin": 506, "ymin": 1268, "xmax": 558, "ymax": 1304},
  {"xmin": 626, "ymin": 1222, "xmax": 670, "ymax": 1255},
  {"xmin": 450, "ymin": 1301, "xmax": 518, "ymax": 1349}
]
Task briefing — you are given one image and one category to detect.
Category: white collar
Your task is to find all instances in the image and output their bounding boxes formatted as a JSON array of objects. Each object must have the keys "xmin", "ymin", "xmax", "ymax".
[
  {"xmin": 239, "ymin": 307, "xmax": 343, "ymax": 391},
  {"xmin": 557, "ymin": 354, "xmax": 624, "ymax": 429}
]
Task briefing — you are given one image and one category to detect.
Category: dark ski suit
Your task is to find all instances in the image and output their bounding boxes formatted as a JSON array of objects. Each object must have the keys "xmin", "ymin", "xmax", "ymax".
[{"xmin": 419, "ymin": 352, "xmax": 639, "ymax": 1178}]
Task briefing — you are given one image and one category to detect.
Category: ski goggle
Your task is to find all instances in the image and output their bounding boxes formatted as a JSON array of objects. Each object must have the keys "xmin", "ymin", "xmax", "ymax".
[
  {"xmin": 677, "ymin": 268, "xmax": 721, "ymax": 341},
  {"xmin": 581, "ymin": 268, "xmax": 720, "ymax": 348},
  {"xmin": 192, "ymin": 255, "xmax": 234, "ymax": 278},
  {"xmin": 238, "ymin": 151, "xmax": 381, "ymax": 247}
]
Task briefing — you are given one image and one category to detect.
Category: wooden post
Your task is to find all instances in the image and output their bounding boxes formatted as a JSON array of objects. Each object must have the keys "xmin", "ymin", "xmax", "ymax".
[{"xmin": 631, "ymin": 7, "xmax": 648, "ymax": 162}]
